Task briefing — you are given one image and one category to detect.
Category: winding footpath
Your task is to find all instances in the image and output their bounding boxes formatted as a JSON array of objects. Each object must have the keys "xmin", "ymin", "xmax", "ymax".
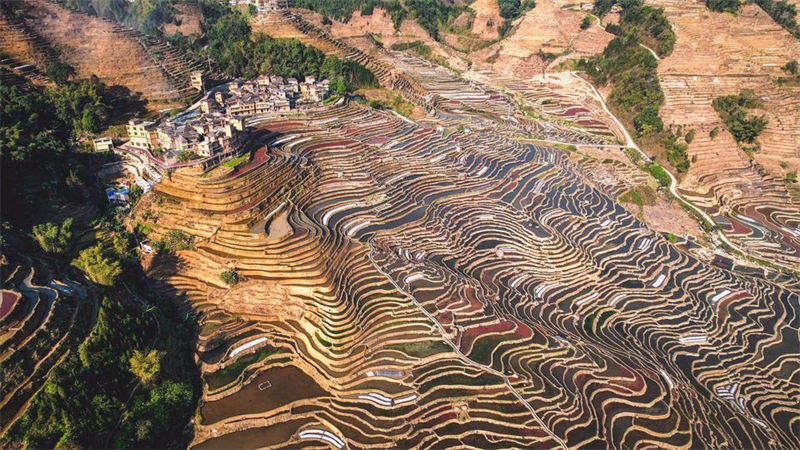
[{"xmin": 568, "ymin": 71, "xmax": 797, "ymax": 275}]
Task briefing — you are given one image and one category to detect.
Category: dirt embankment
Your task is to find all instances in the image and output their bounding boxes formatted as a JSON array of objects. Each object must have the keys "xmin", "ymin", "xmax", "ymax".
[{"xmin": 468, "ymin": 0, "xmax": 503, "ymax": 40}]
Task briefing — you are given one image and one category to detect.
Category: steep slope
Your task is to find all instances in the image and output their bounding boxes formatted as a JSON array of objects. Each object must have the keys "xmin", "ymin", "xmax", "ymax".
[
  {"xmin": 468, "ymin": 0, "xmax": 503, "ymax": 40},
  {"xmin": 653, "ymin": 0, "xmax": 800, "ymax": 267},
  {"xmin": 17, "ymin": 0, "xmax": 203, "ymax": 102},
  {"xmin": 470, "ymin": 0, "xmax": 613, "ymax": 77},
  {"xmin": 133, "ymin": 101, "xmax": 799, "ymax": 449}
]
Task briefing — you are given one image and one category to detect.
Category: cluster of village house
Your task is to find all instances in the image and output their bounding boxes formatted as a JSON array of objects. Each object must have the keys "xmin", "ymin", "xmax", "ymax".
[
  {"xmin": 104, "ymin": 73, "xmax": 330, "ymax": 163},
  {"xmin": 228, "ymin": 0, "xmax": 284, "ymax": 14}
]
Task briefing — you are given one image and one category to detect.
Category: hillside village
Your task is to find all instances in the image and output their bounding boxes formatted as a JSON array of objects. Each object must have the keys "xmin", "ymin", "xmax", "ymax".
[{"xmin": 122, "ymin": 72, "xmax": 330, "ymax": 166}]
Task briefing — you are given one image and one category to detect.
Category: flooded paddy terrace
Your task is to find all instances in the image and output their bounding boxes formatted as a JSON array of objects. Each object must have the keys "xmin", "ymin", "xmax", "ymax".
[{"xmin": 137, "ymin": 99, "xmax": 799, "ymax": 448}]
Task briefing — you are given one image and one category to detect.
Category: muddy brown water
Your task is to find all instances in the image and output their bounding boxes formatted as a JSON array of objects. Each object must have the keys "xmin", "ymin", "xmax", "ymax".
[
  {"xmin": 201, "ymin": 365, "xmax": 326, "ymax": 424},
  {"xmin": 193, "ymin": 418, "xmax": 309, "ymax": 449}
]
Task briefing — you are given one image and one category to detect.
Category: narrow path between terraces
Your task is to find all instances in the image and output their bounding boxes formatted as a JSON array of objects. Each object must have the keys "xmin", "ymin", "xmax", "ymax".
[
  {"xmin": 590, "ymin": 13, "xmax": 661, "ymax": 60},
  {"xmin": 368, "ymin": 249, "xmax": 569, "ymax": 450},
  {"xmin": 566, "ymin": 70, "xmax": 797, "ymax": 274}
]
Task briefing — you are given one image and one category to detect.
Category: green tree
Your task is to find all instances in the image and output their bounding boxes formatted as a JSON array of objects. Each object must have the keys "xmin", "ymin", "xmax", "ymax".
[
  {"xmin": 0, "ymin": 85, "xmax": 68, "ymax": 163},
  {"xmin": 328, "ymin": 76, "xmax": 349, "ymax": 96},
  {"xmin": 45, "ymin": 62, "xmax": 76, "ymax": 84},
  {"xmin": 129, "ymin": 349, "xmax": 162, "ymax": 385},
  {"xmin": 706, "ymin": 0, "xmax": 740, "ymax": 13},
  {"xmin": 220, "ymin": 269, "xmax": 239, "ymax": 285},
  {"xmin": 46, "ymin": 77, "xmax": 109, "ymax": 136},
  {"xmin": 32, "ymin": 218, "xmax": 73, "ymax": 254},
  {"xmin": 71, "ymin": 243, "xmax": 122, "ymax": 286}
]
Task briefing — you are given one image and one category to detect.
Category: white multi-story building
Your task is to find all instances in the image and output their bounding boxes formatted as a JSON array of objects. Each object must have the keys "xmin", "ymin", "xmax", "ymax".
[{"xmin": 126, "ymin": 119, "xmax": 156, "ymax": 150}]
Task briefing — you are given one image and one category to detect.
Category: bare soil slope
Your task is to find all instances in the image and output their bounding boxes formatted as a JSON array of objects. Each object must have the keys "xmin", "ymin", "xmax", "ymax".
[
  {"xmin": 655, "ymin": 1, "xmax": 800, "ymax": 196},
  {"xmin": 163, "ymin": 2, "xmax": 202, "ymax": 36},
  {"xmin": 19, "ymin": 0, "xmax": 183, "ymax": 101},
  {"xmin": 471, "ymin": 0, "xmax": 613, "ymax": 77},
  {"xmin": 468, "ymin": 0, "xmax": 503, "ymax": 40}
]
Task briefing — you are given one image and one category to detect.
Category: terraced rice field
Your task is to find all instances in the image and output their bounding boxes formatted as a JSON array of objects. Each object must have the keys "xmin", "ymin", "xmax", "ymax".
[
  {"xmin": 137, "ymin": 98, "xmax": 799, "ymax": 448},
  {"xmin": 0, "ymin": 268, "xmax": 86, "ymax": 434},
  {"xmin": 379, "ymin": 52, "xmax": 616, "ymax": 146}
]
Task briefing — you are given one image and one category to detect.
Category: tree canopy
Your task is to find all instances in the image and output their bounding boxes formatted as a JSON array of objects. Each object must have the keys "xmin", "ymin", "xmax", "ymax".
[
  {"xmin": 130, "ymin": 349, "xmax": 162, "ymax": 385},
  {"xmin": 71, "ymin": 243, "xmax": 123, "ymax": 286},
  {"xmin": 32, "ymin": 218, "xmax": 74, "ymax": 254},
  {"xmin": 706, "ymin": 0, "xmax": 740, "ymax": 14},
  {"xmin": 617, "ymin": 0, "xmax": 676, "ymax": 57},
  {"xmin": 580, "ymin": 33, "xmax": 664, "ymax": 137},
  {"xmin": 755, "ymin": 0, "xmax": 800, "ymax": 38},
  {"xmin": 200, "ymin": 8, "xmax": 377, "ymax": 89},
  {"xmin": 713, "ymin": 90, "xmax": 768, "ymax": 144}
]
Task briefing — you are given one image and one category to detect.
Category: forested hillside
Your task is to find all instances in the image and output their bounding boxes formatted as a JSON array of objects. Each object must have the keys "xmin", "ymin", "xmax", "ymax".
[
  {"xmin": 580, "ymin": 0, "xmax": 690, "ymax": 173},
  {"xmin": 200, "ymin": 7, "xmax": 378, "ymax": 88},
  {"xmin": 1, "ymin": 74, "xmax": 199, "ymax": 448},
  {"xmin": 55, "ymin": 0, "xmax": 179, "ymax": 34}
]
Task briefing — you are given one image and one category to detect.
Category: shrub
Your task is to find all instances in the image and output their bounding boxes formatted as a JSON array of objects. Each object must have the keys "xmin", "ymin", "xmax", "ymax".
[
  {"xmin": 163, "ymin": 230, "xmax": 193, "ymax": 251},
  {"xmin": 220, "ymin": 269, "xmax": 239, "ymax": 285},
  {"xmin": 392, "ymin": 95, "xmax": 414, "ymax": 117},
  {"xmin": 580, "ymin": 15, "xmax": 592, "ymax": 30}
]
